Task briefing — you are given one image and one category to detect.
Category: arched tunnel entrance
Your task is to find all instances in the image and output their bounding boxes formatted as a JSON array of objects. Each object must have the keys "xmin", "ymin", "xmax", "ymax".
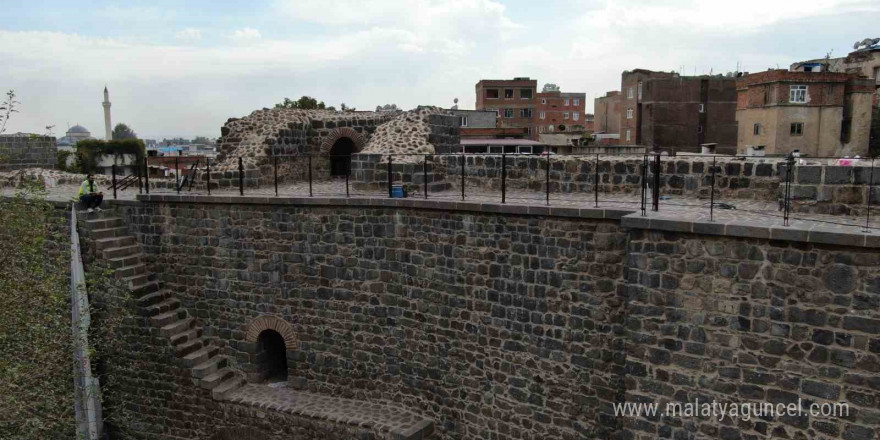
[
  {"xmin": 329, "ymin": 137, "xmax": 355, "ymax": 177},
  {"xmin": 255, "ymin": 329, "xmax": 288, "ymax": 383}
]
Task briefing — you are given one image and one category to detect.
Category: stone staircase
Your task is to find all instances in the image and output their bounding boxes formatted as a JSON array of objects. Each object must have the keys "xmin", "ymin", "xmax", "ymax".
[{"xmin": 80, "ymin": 211, "xmax": 246, "ymax": 400}]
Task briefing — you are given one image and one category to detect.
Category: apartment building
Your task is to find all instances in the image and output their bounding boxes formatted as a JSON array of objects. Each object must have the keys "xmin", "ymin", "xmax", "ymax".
[
  {"xmin": 535, "ymin": 84, "xmax": 587, "ymax": 134},
  {"xmin": 475, "ymin": 78, "xmax": 538, "ymax": 138},
  {"xmin": 736, "ymin": 69, "xmax": 874, "ymax": 156},
  {"xmin": 791, "ymin": 38, "xmax": 880, "ymax": 107}
]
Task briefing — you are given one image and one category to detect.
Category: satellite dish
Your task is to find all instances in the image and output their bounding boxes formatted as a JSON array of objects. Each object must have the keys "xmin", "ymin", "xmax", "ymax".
[
  {"xmin": 854, "ymin": 41, "xmax": 860, "ymax": 50},
  {"xmin": 454, "ymin": 98, "xmax": 459, "ymax": 104}
]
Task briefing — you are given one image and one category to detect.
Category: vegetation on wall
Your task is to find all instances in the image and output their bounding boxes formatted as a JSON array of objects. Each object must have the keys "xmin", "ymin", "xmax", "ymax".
[
  {"xmin": 274, "ymin": 95, "xmax": 336, "ymax": 111},
  {"xmin": 74, "ymin": 139, "xmax": 146, "ymax": 174}
]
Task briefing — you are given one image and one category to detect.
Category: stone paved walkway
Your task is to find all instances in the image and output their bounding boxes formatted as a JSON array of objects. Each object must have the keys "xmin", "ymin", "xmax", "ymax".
[
  {"xmin": 9, "ymin": 179, "xmax": 880, "ymax": 236},
  {"xmin": 226, "ymin": 384, "xmax": 433, "ymax": 439}
]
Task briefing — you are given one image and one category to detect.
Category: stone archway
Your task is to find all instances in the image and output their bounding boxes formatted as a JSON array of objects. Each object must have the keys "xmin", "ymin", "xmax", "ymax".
[
  {"xmin": 319, "ymin": 128, "xmax": 366, "ymax": 177},
  {"xmin": 319, "ymin": 127, "xmax": 367, "ymax": 155},
  {"xmin": 245, "ymin": 315, "xmax": 296, "ymax": 348},
  {"xmin": 245, "ymin": 316, "xmax": 296, "ymax": 382}
]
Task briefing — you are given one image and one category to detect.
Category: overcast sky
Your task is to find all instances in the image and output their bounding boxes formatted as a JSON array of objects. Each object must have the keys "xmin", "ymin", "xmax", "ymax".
[{"xmin": 3, "ymin": 0, "xmax": 879, "ymax": 139}]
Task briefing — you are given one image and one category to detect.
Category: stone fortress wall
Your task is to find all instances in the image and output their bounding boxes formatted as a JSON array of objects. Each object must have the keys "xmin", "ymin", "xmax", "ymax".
[
  {"xmin": 106, "ymin": 196, "xmax": 880, "ymax": 440},
  {"xmin": 0, "ymin": 134, "xmax": 57, "ymax": 171}
]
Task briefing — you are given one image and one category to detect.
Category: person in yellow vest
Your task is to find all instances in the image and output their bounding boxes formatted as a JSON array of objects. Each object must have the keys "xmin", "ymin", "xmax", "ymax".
[{"xmin": 78, "ymin": 174, "xmax": 104, "ymax": 213}]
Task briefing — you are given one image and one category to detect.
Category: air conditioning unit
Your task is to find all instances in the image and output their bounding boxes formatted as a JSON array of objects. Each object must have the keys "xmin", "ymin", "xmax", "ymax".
[{"xmin": 746, "ymin": 145, "xmax": 766, "ymax": 156}]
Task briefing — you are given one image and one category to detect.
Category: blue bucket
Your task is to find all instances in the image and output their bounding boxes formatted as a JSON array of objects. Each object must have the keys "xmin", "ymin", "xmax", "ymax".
[{"xmin": 391, "ymin": 184, "xmax": 406, "ymax": 198}]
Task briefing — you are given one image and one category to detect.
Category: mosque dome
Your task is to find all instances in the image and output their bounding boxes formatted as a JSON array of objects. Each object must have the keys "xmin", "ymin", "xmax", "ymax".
[{"xmin": 68, "ymin": 125, "xmax": 90, "ymax": 134}]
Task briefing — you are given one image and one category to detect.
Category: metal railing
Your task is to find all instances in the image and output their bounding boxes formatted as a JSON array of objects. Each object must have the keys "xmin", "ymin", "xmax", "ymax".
[{"xmin": 107, "ymin": 152, "xmax": 880, "ymax": 232}]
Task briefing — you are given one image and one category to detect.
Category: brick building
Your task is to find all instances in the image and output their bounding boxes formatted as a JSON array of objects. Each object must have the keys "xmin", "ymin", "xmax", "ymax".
[
  {"xmin": 475, "ymin": 78, "xmax": 538, "ymax": 138},
  {"xmin": 594, "ymin": 91, "xmax": 622, "ymax": 142},
  {"xmin": 619, "ymin": 69, "xmax": 737, "ymax": 153},
  {"xmin": 735, "ymin": 69, "xmax": 874, "ymax": 156},
  {"xmin": 535, "ymin": 84, "xmax": 587, "ymax": 134},
  {"xmin": 791, "ymin": 38, "xmax": 880, "ymax": 107}
]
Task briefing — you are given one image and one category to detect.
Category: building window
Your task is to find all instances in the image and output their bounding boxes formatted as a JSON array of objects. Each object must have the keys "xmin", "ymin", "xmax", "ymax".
[
  {"xmin": 520, "ymin": 108, "xmax": 532, "ymax": 118},
  {"xmin": 697, "ymin": 125, "xmax": 703, "ymax": 133},
  {"xmin": 504, "ymin": 89, "xmax": 514, "ymax": 99},
  {"xmin": 698, "ymin": 104, "xmax": 705, "ymax": 113},
  {"xmin": 539, "ymin": 111, "xmax": 545, "ymax": 120},
  {"xmin": 627, "ymin": 87, "xmax": 634, "ymax": 99},
  {"xmin": 459, "ymin": 116, "xmax": 468, "ymax": 127},
  {"xmin": 541, "ymin": 98, "xmax": 546, "ymax": 104},
  {"xmin": 753, "ymin": 123, "xmax": 761, "ymax": 135},
  {"xmin": 520, "ymin": 89, "xmax": 533, "ymax": 99},
  {"xmin": 573, "ymin": 112, "xmax": 580, "ymax": 121},
  {"xmin": 625, "ymin": 129, "xmax": 631, "ymax": 142},
  {"xmin": 486, "ymin": 89, "xmax": 499, "ymax": 99},
  {"xmin": 874, "ymin": 66, "xmax": 880, "ymax": 80},
  {"xmin": 637, "ymin": 81, "xmax": 643, "ymax": 100},
  {"xmin": 573, "ymin": 98, "xmax": 580, "ymax": 106},
  {"xmin": 504, "ymin": 109, "xmax": 514, "ymax": 118},
  {"xmin": 790, "ymin": 122, "xmax": 804, "ymax": 136},
  {"xmin": 626, "ymin": 108, "xmax": 634, "ymax": 119},
  {"xmin": 564, "ymin": 98, "xmax": 570, "ymax": 106},
  {"xmin": 548, "ymin": 125, "xmax": 554, "ymax": 132},
  {"xmin": 564, "ymin": 112, "xmax": 570, "ymax": 120},
  {"xmin": 789, "ymin": 85, "xmax": 807, "ymax": 103}
]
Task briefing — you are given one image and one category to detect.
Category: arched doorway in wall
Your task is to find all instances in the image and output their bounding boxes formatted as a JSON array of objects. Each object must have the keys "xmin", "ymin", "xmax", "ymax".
[
  {"xmin": 329, "ymin": 137, "xmax": 355, "ymax": 177},
  {"xmin": 255, "ymin": 329, "xmax": 288, "ymax": 382}
]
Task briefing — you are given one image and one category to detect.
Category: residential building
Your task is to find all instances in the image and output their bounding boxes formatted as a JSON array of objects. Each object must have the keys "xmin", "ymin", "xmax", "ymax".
[
  {"xmin": 475, "ymin": 77, "xmax": 538, "ymax": 138},
  {"xmin": 736, "ymin": 69, "xmax": 874, "ymax": 156},
  {"xmin": 791, "ymin": 37, "xmax": 880, "ymax": 107},
  {"xmin": 536, "ymin": 84, "xmax": 587, "ymax": 134},
  {"xmin": 594, "ymin": 91, "xmax": 621, "ymax": 136},
  {"xmin": 449, "ymin": 109, "xmax": 497, "ymax": 129},
  {"xmin": 584, "ymin": 113, "xmax": 595, "ymax": 132},
  {"xmin": 619, "ymin": 69, "xmax": 738, "ymax": 153}
]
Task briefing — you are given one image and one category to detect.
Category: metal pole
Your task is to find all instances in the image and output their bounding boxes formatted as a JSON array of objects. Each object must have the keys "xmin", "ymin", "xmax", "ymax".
[
  {"xmin": 594, "ymin": 153, "xmax": 599, "ymax": 208},
  {"xmin": 460, "ymin": 153, "xmax": 465, "ymax": 201},
  {"xmin": 545, "ymin": 155, "xmax": 550, "ymax": 206},
  {"xmin": 175, "ymin": 157, "xmax": 180, "ymax": 194},
  {"xmin": 274, "ymin": 156, "xmax": 278, "ymax": 196},
  {"xmin": 388, "ymin": 156, "xmax": 393, "ymax": 198},
  {"xmin": 112, "ymin": 164, "xmax": 117, "ymax": 200},
  {"xmin": 641, "ymin": 155, "xmax": 647, "ymax": 216},
  {"xmin": 308, "ymin": 155, "xmax": 313, "ymax": 197},
  {"xmin": 501, "ymin": 153, "xmax": 507, "ymax": 204},
  {"xmin": 783, "ymin": 155, "xmax": 793, "ymax": 226},
  {"xmin": 238, "ymin": 156, "xmax": 244, "ymax": 196},
  {"xmin": 423, "ymin": 155, "xmax": 428, "ymax": 199},
  {"xmin": 346, "ymin": 157, "xmax": 350, "ymax": 198},
  {"xmin": 652, "ymin": 154, "xmax": 661, "ymax": 211},
  {"xmin": 144, "ymin": 157, "xmax": 149, "ymax": 195},
  {"xmin": 866, "ymin": 158, "xmax": 875, "ymax": 232},
  {"xmin": 710, "ymin": 156, "xmax": 716, "ymax": 222},
  {"xmin": 206, "ymin": 158, "xmax": 211, "ymax": 196},
  {"xmin": 137, "ymin": 160, "xmax": 142, "ymax": 194}
]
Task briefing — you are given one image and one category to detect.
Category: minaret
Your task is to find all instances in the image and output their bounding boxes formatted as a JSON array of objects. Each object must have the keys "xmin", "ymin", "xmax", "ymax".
[{"xmin": 103, "ymin": 86, "xmax": 112, "ymax": 140}]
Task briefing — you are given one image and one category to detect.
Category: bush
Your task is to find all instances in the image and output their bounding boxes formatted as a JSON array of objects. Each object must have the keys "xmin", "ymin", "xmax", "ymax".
[{"xmin": 75, "ymin": 139, "xmax": 146, "ymax": 174}]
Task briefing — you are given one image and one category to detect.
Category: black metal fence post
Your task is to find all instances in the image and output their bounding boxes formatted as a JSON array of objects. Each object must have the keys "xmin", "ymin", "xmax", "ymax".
[
  {"xmin": 112, "ymin": 164, "xmax": 117, "ymax": 200},
  {"xmin": 238, "ymin": 156, "xmax": 244, "ymax": 196},
  {"xmin": 274, "ymin": 156, "xmax": 278, "ymax": 196},
  {"xmin": 865, "ymin": 158, "xmax": 875, "ymax": 232},
  {"xmin": 144, "ymin": 157, "xmax": 149, "ymax": 195},
  {"xmin": 175, "ymin": 157, "xmax": 180, "ymax": 195},
  {"xmin": 501, "ymin": 153, "xmax": 507, "ymax": 204},
  {"xmin": 387, "ymin": 156, "xmax": 393, "ymax": 198},
  {"xmin": 594, "ymin": 153, "xmax": 599, "ymax": 208},
  {"xmin": 783, "ymin": 155, "xmax": 794, "ymax": 226},
  {"xmin": 545, "ymin": 155, "xmax": 550, "ymax": 206},
  {"xmin": 641, "ymin": 155, "xmax": 647, "ymax": 216},
  {"xmin": 346, "ymin": 157, "xmax": 350, "ymax": 198},
  {"xmin": 710, "ymin": 156, "xmax": 716, "ymax": 222},
  {"xmin": 652, "ymin": 154, "xmax": 661, "ymax": 211},
  {"xmin": 460, "ymin": 153, "xmax": 465, "ymax": 201},
  {"xmin": 423, "ymin": 155, "xmax": 428, "ymax": 199},
  {"xmin": 137, "ymin": 161, "xmax": 143, "ymax": 194},
  {"xmin": 206, "ymin": 158, "xmax": 211, "ymax": 196},
  {"xmin": 308, "ymin": 154, "xmax": 313, "ymax": 197}
]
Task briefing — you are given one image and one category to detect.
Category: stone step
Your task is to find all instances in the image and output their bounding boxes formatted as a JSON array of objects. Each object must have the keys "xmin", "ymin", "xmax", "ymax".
[
  {"xmin": 169, "ymin": 327, "xmax": 203, "ymax": 347},
  {"xmin": 107, "ymin": 253, "xmax": 143, "ymax": 269},
  {"xmin": 114, "ymin": 263, "xmax": 147, "ymax": 279},
  {"xmin": 192, "ymin": 356, "xmax": 228, "ymax": 379},
  {"xmin": 84, "ymin": 217, "xmax": 123, "ymax": 230},
  {"xmin": 131, "ymin": 280, "xmax": 160, "ymax": 296},
  {"xmin": 200, "ymin": 368, "xmax": 235, "ymax": 390},
  {"xmin": 103, "ymin": 244, "xmax": 140, "ymax": 260},
  {"xmin": 183, "ymin": 344, "xmax": 220, "ymax": 368},
  {"xmin": 122, "ymin": 272, "xmax": 154, "ymax": 290},
  {"xmin": 151, "ymin": 308, "xmax": 187, "ymax": 328},
  {"xmin": 211, "ymin": 375, "xmax": 246, "ymax": 401},
  {"xmin": 174, "ymin": 337, "xmax": 205, "ymax": 358},
  {"xmin": 138, "ymin": 289, "xmax": 172, "ymax": 308},
  {"xmin": 90, "ymin": 226, "xmax": 129, "ymax": 240},
  {"xmin": 95, "ymin": 235, "xmax": 136, "ymax": 251},
  {"xmin": 144, "ymin": 298, "xmax": 180, "ymax": 317},
  {"xmin": 160, "ymin": 318, "xmax": 195, "ymax": 338}
]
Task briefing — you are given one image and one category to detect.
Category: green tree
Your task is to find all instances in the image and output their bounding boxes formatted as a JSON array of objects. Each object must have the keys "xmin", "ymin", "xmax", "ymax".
[
  {"xmin": 0, "ymin": 90, "xmax": 19, "ymax": 134},
  {"xmin": 192, "ymin": 136, "xmax": 211, "ymax": 145},
  {"xmin": 112, "ymin": 123, "xmax": 137, "ymax": 140},
  {"xmin": 274, "ymin": 95, "xmax": 335, "ymax": 110}
]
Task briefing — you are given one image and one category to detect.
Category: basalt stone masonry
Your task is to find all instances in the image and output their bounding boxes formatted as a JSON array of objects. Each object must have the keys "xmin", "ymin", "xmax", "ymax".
[
  {"xmin": 0, "ymin": 134, "xmax": 57, "ymax": 171},
  {"xmin": 95, "ymin": 195, "xmax": 880, "ymax": 440}
]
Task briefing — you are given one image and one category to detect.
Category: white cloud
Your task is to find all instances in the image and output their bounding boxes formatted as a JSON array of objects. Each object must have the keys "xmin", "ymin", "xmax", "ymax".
[
  {"xmin": 231, "ymin": 28, "xmax": 262, "ymax": 42},
  {"xmin": 175, "ymin": 28, "xmax": 202, "ymax": 42}
]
